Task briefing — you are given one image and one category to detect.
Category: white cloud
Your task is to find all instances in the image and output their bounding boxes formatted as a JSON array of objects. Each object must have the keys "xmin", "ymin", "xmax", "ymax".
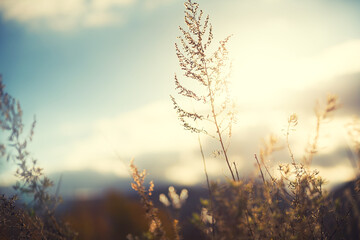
[
  {"xmin": 0, "ymin": 0, "xmax": 85, "ymax": 21},
  {"xmin": 92, "ymin": 0, "xmax": 135, "ymax": 10},
  {"xmin": 56, "ymin": 101, "xmax": 197, "ymax": 178},
  {"xmin": 29, "ymin": 91, "xmax": 357, "ymax": 187},
  {"xmin": 143, "ymin": 0, "xmax": 177, "ymax": 10},
  {"xmin": 0, "ymin": 0, "xmax": 135, "ymax": 31},
  {"xmin": 165, "ymin": 151, "xmax": 233, "ymax": 185},
  {"xmin": 83, "ymin": 10, "xmax": 120, "ymax": 28},
  {"xmin": 0, "ymin": 0, "xmax": 182, "ymax": 30},
  {"xmin": 53, "ymin": 87, "xmax": 357, "ymax": 185},
  {"xmin": 299, "ymin": 39, "xmax": 360, "ymax": 85},
  {"xmin": 50, "ymin": 100, "xmax": 247, "ymax": 184}
]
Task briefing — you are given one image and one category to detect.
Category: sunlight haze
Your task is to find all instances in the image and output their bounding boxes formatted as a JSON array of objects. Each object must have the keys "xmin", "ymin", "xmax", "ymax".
[{"xmin": 1, "ymin": 0, "xmax": 360, "ymax": 194}]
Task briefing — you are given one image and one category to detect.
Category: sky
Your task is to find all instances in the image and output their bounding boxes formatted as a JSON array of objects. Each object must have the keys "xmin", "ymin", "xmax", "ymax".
[{"xmin": 1, "ymin": 0, "xmax": 360, "ymax": 195}]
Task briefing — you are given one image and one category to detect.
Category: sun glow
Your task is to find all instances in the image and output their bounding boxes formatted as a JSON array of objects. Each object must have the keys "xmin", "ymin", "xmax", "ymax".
[
  {"xmin": 231, "ymin": 37, "xmax": 360, "ymax": 102},
  {"xmin": 223, "ymin": 2, "xmax": 360, "ymax": 105}
]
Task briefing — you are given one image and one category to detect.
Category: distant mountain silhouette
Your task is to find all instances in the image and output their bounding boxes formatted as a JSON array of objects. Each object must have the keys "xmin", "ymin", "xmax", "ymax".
[
  {"xmin": 48, "ymin": 170, "xmax": 202, "ymax": 200},
  {"xmin": 48, "ymin": 170, "xmax": 132, "ymax": 199},
  {"xmin": 329, "ymin": 178, "xmax": 360, "ymax": 240}
]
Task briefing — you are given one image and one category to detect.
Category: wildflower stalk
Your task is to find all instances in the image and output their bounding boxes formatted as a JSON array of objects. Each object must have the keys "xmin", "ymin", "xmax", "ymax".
[
  {"xmin": 172, "ymin": 0, "xmax": 236, "ymax": 181},
  {"xmin": 199, "ymin": 36, "xmax": 236, "ymax": 181},
  {"xmin": 254, "ymin": 154, "xmax": 266, "ymax": 185},
  {"xmin": 0, "ymin": 75, "xmax": 76, "ymax": 239},
  {"xmin": 286, "ymin": 113, "xmax": 298, "ymax": 164},
  {"xmin": 130, "ymin": 160, "xmax": 167, "ymax": 240},
  {"xmin": 198, "ymin": 135, "xmax": 215, "ymax": 238},
  {"xmin": 303, "ymin": 94, "xmax": 340, "ymax": 166}
]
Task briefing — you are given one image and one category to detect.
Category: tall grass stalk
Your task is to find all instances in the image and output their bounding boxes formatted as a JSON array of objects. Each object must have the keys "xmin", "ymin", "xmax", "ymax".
[
  {"xmin": 171, "ymin": 0, "xmax": 236, "ymax": 181},
  {"xmin": 0, "ymin": 75, "xmax": 76, "ymax": 239}
]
